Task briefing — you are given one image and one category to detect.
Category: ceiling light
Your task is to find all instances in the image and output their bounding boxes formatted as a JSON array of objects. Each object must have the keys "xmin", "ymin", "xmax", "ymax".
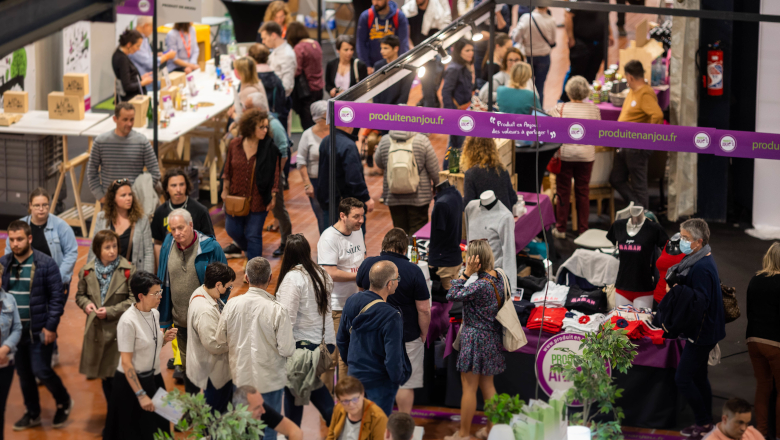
[{"xmin": 417, "ymin": 65, "xmax": 426, "ymax": 78}]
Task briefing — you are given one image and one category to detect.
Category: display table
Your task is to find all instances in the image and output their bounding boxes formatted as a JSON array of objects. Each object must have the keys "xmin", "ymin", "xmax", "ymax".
[
  {"xmin": 595, "ymin": 85, "xmax": 670, "ymax": 122},
  {"xmin": 82, "ymin": 70, "xmax": 234, "ymax": 204},
  {"xmin": 414, "ymin": 192, "xmax": 556, "ymax": 253},
  {"xmin": 0, "ymin": 111, "xmax": 111, "ymax": 237}
]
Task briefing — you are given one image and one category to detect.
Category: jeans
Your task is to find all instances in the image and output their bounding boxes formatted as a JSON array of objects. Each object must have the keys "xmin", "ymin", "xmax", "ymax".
[
  {"xmin": 272, "ymin": 173, "xmax": 293, "ymax": 247},
  {"xmin": 562, "ymin": 39, "xmax": 605, "ymax": 101},
  {"xmin": 225, "ymin": 210, "xmax": 270, "ymax": 260},
  {"xmin": 262, "ymin": 389, "xmax": 284, "ymax": 440},
  {"xmin": 205, "ymin": 379, "xmax": 234, "ymax": 414},
  {"xmin": 528, "ymin": 55, "xmax": 551, "ymax": 106},
  {"xmin": 420, "ymin": 58, "xmax": 444, "ymax": 108},
  {"xmin": 748, "ymin": 342, "xmax": 780, "ymax": 438},
  {"xmin": 309, "ymin": 178, "xmax": 326, "ymax": 234},
  {"xmin": 556, "ymin": 160, "xmax": 594, "ymax": 233},
  {"xmin": 609, "ymin": 149, "xmax": 651, "ymax": 210},
  {"xmin": 0, "ymin": 364, "xmax": 14, "ymax": 440},
  {"xmin": 675, "ymin": 341, "xmax": 716, "ymax": 426},
  {"xmin": 15, "ymin": 335, "xmax": 70, "ymax": 416},
  {"xmin": 175, "ymin": 327, "xmax": 201, "ymax": 395},
  {"xmin": 389, "ymin": 205, "xmax": 430, "ymax": 236},
  {"xmin": 284, "ymin": 384, "xmax": 334, "ymax": 427},
  {"xmin": 364, "ymin": 380, "xmax": 399, "ymax": 416}
]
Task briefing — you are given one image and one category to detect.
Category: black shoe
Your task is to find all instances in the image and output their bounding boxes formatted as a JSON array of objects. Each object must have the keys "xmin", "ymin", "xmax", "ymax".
[
  {"xmin": 618, "ymin": 25, "xmax": 627, "ymax": 37},
  {"xmin": 173, "ymin": 365, "xmax": 185, "ymax": 384},
  {"xmin": 223, "ymin": 243, "xmax": 243, "ymax": 259},
  {"xmin": 52, "ymin": 399, "xmax": 73, "ymax": 428},
  {"xmin": 167, "ymin": 357, "xmax": 175, "ymax": 370},
  {"xmin": 13, "ymin": 413, "xmax": 41, "ymax": 431},
  {"xmin": 273, "ymin": 244, "xmax": 285, "ymax": 257}
]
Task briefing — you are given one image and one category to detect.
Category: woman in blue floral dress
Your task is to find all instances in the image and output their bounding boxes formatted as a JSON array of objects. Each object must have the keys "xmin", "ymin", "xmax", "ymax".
[{"xmin": 445, "ymin": 239, "xmax": 505, "ymax": 440}]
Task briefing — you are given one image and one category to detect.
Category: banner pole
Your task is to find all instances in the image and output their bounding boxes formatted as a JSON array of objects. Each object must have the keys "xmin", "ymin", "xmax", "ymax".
[
  {"xmin": 487, "ymin": 5, "xmax": 495, "ymax": 111},
  {"xmin": 328, "ymin": 100, "xmax": 337, "ymax": 226},
  {"xmin": 152, "ymin": 0, "xmax": 159, "ymax": 157}
]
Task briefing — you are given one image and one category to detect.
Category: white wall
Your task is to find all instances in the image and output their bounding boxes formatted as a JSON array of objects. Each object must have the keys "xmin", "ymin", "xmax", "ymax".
[{"xmin": 201, "ymin": 0, "xmax": 228, "ymax": 17}]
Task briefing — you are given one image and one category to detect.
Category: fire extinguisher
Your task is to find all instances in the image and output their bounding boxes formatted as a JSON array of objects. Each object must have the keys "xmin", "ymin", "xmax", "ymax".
[{"xmin": 705, "ymin": 41, "xmax": 723, "ymax": 96}]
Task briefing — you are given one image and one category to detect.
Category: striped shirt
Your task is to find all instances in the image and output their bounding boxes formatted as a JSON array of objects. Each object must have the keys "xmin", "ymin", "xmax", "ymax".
[
  {"xmin": 87, "ymin": 130, "xmax": 161, "ymax": 200},
  {"xmin": 549, "ymin": 102, "xmax": 602, "ymax": 162},
  {"xmin": 7, "ymin": 254, "xmax": 33, "ymax": 323}
]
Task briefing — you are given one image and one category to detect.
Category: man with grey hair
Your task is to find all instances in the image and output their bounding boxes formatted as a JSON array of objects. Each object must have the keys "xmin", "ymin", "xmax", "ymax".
[
  {"xmin": 337, "ymin": 260, "xmax": 411, "ymax": 416},
  {"xmin": 217, "ymin": 257, "xmax": 294, "ymax": 440},
  {"xmin": 657, "ymin": 218, "xmax": 725, "ymax": 439},
  {"xmin": 127, "ymin": 16, "xmax": 176, "ymax": 79},
  {"xmin": 232, "ymin": 385, "xmax": 303, "ymax": 440},
  {"xmin": 157, "ymin": 208, "xmax": 227, "ymax": 394}
]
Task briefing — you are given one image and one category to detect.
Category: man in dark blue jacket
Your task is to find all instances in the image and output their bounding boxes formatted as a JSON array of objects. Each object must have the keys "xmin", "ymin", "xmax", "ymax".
[
  {"xmin": 317, "ymin": 126, "xmax": 374, "ymax": 230},
  {"xmin": 1, "ymin": 221, "xmax": 71, "ymax": 430},
  {"xmin": 337, "ymin": 260, "xmax": 411, "ymax": 416},
  {"xmin": 356, "ymin": 228, "xmax": 430, "ymax": 414},
  {"xmin": 356, "ymin": 0, "xmax": 409, "ymax": 71}
]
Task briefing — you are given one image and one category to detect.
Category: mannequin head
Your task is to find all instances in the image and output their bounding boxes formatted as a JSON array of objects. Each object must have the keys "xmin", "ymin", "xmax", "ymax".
[{"xmin": 479, "ymin": 190, "xmax": 497, "ymax": 206}]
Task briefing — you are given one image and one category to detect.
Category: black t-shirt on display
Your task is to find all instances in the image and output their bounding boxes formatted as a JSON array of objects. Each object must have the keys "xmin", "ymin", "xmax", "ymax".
[
  {"xmin": 429, "ymin": 186, "xmax": 464, "ymax": 268},
  {"xmin": 606, "ymin": 219, "xmax": 669, "ymax": 292},
  {"xmin": 565, "ymin": 285, "xmax": 607, "ymax": 315},
  {"xmin": 570, "ymin": 0, "xmax": 609, "ymax": 42},
  {"xmin": 30, "ymin": 221, "xmax": 51, "ymax": 257},
  {"xmin": 151, "ymin": 198, "xmax": 215, "ymax": 242}
]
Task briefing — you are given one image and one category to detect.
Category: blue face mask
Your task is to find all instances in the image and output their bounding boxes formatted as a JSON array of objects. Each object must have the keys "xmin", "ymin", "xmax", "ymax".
[{"xmin": 680, "ymin": 239, "xmax": 693, "ymax": 255}]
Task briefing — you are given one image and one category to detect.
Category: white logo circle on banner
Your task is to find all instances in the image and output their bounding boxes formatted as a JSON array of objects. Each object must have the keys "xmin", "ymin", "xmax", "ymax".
[
  {"xmin": 339, "ymin": 106, "xmax": 355, "ymax": 123},
  {"xmin": 458, "ymin": 115, "xmax": 475, "ymax": 132},
  {"xmin": 568, "ymin": 123, "xmax": 586, "ymax": 141},
  {"xmin": 694, "ymin": 132, "xmax": 711, "ymax": 149},
  {"xmin": 138, "ymin": 0, "xmax": 151, "ymax": 12},
  {"xmin": 719, "ymin": 135, "xmax": 737, "ymax": 152}
]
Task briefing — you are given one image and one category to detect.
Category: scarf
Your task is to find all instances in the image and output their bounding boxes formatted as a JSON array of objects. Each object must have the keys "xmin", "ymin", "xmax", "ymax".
[
  {"xmin": 253, "ymin": 132, "xmax": 281, "ymax": 206},
  {"xmin": 665, "ymin": 244, "xmax": 712, "ymax": 286},
  {"xmin": 95, "ymin": 258, "xmax": 121, "ymax": 305}
]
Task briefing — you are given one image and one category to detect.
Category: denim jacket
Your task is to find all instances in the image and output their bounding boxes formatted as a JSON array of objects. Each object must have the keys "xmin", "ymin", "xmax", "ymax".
[
  {"xmin": 4, "ymin": 214, "xmax": 78, "ymax": 284},
  {"xmin": 0, "ymin": 290, "xmax": 22, "ymax": 355}
]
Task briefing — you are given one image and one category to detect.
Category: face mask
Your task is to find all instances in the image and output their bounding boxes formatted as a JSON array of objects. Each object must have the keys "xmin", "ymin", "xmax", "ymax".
[{"xmin": 680, "ymin": 239, "xmax": 693, "ymax": 255}]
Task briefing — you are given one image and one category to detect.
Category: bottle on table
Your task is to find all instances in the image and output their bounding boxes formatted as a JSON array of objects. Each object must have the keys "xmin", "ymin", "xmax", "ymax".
[
  {"xmin": 449, "ymin": 147, "xmax": 460, "ymax": 174},
  {"xmin": 411, "ymin": 235, "xmax": 419, "ymax": 264}
]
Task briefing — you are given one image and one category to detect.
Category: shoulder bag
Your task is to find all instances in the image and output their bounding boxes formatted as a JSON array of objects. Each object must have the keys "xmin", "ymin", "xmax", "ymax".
[
  {"xmin": 492, "ymin": 269, "xmax": 528, "ymax": 351},
  {"xmin": 349, "ymin": 299, "xmax": 383, "ymax": 333},
  {"xmin": 530, "ymin": 14, "xmax": 556, "ymax": 49},
  {"xmin": 315, "ymin": 310, "xmax": 334, "ymax": 376},
  {"xmin": 721, "ymin": 283, "xmax": 740, "ymax": 323},
  {"xmin": 224, "ymin": 145, "xmax": 255, "ymax": 217},
  {"xmin": 294, "ymin": 73, "xmax": 312, "ymax": 100}
]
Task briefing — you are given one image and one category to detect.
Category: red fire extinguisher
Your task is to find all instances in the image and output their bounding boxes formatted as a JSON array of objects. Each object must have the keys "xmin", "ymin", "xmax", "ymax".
[{"xmin": 705, "ymin": 42, "xmax": 723, "ymax": 96}]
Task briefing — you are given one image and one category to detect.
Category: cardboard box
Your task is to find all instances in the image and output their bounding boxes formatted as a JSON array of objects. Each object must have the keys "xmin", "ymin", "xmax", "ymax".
[
  {"xmin": 3, "ymin": 91, "xmax": 28, "ymax": 113},
  {"xmin": 618, "ymin": 20, "xmax": 664, "ymax": 82},
  {"xmin": 0, "ymin": 113, "xmax": 23, "ymax": 126},
  {"xmin": 48, "ymin": 92, "xmax": 85, "ymax": 120},
  {"xmin": 64, "ymin": 73, "xmax": 89, "ymax": 97},
  {"xmin": 161, "ymin": 71, "xmax": 186, "ymax": 90},
  {"xmin": 160, "ymin": 86, "xmax": 179, "ymax": 102},
  {"xmin": 128, "ymin": 95, "xmax": 150, "ymax": 128}
]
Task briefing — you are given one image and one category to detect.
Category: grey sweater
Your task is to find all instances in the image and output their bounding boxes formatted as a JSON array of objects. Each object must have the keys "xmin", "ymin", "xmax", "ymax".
[
  {"xmin": 374, "ymin": 131, "xmax": 440, "ymax": 207},
  {"xmin": 87, "ymin": 130, "xmax": 161, "ymax": 200},
  {"xmin": 463, "ymin": 166, "xmax": 517, "ymax": 211},
  {"xmin": 464, "ymin": 199, "xmax": 517, "ymax": 293}
]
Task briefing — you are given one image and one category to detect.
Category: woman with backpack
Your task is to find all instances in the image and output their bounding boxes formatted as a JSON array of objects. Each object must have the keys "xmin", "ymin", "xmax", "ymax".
[
  {"xmin": 374, "ymin": 131, "xmax": 440, "ymax": 235},
  {"xmin": 76, "ymin": 229, "xmax": 137, "ymax": 403}
]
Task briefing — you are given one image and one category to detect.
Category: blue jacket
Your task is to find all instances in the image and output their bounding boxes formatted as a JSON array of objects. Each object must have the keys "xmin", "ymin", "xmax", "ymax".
[
  {"xmin": 356, "ymin": 1, "xmax": 410, "ymax": 68},
  {"xmin": 336, "ymin": 290, "xmax": 411, "ymax": 387},
  {"xmin": 0, "ymin": 250, "xmax": 65, "ymax": 335},
  {"xmin": 0, "ymin": 290, "xmax": 22, "ymax": 354},
  {"xmin": 5, "ymin": 214, "xmax": 79, "ymax": 284},
  {"xmin": 157, "ymin": 231, "xmax": 227, "ymax": 328},
  {"xmin": 656, "ymin": 255, "xmax": 725, "ymax": 345},
  {"xmin": 372, "ymin": 59, "xmax": 414, "ymax": 105},
  {"xmin": 317, "ymin": 129, "xmax": 370, "ymax": 208},
  {"xmin": 442, "ymin": 62, "xmax": 475, "ymax": 109}
]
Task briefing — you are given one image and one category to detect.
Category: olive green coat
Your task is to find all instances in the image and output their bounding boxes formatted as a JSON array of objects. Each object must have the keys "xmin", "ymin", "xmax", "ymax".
[{"xmin": 75, "ymin": 258, "xmax": 136, "ymax": 379}]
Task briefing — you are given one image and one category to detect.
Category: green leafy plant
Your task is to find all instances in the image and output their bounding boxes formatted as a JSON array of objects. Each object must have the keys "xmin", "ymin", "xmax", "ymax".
[
  {"xmin": 484, "ymin": 393, "xmax": 525, "ymax": 425},
  {"xmin": 550, "ymin": 322, "xmax": 637, "ymax": 440},
  {"xmin": 153, "ymin": 389, "xmax": 266, "ymax": 440}
]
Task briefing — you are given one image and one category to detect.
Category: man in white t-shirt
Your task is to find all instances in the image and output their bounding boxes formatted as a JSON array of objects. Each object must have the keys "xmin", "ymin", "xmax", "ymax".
[{"xmin": 318, "ymin": 197, "xmax": 367, "ymax": 381}]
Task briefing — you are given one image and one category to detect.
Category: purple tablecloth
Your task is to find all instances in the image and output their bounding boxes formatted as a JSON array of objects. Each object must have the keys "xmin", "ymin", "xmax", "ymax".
[
  {"xmin": 595, "ymin": 87, "xmax": 670, "ymax": 122},
  {"xmin": 425, "ymin": 302, "xmax": 452, "ymax": 348},
  {"xmin": 415, "ymin": 192, "xmax": 556, "ymax": 253},
  {"xmin": 442, "ymin": 322, "xmax": 685, "ymax": 369}
]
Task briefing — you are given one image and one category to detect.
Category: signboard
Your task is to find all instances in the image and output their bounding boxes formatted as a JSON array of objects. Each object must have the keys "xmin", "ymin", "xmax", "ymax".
[
  {"xmin": 117, "ymin": 0, "xmax": 154, "ymax": 16},
  {"xmin": 0, "ymin": 44, "xmax": 36, "ymax": 111},
  {"xmin": 534, "ymin": 332, "xmax": 611, "ymax": 407},
  {"xmin": 159, "ymin": 0, "xmax": 201, "ymax": 24},
  {"xmin": 62, "ymin": 21, "xmax": 91, "ymax": 111},
  {"xmin": 116, "ymin": 14, "xmax": 139, "ymax": 45},
  {"xmin": 333, "ymin": 102, "xmax": 780, "ymax": 161}
]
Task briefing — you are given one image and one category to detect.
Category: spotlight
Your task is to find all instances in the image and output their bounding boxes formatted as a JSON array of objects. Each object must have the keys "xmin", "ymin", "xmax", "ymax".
[
  {"xmin": 418, "ymin": 65, "xmax": 426, "ymax": 78},
  {"xmin": 437, "ymin": 46, "xmax": 451, "ymax": 64},
  {"xmin": 472, "ymin": 32, "xmax": 483, "ymax": 42}
]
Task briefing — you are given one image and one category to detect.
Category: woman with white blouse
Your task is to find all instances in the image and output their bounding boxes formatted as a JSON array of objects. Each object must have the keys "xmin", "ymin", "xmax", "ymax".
[{"xmin": 276, "ymin": 234, "xmax": 336, "ymax": 428}]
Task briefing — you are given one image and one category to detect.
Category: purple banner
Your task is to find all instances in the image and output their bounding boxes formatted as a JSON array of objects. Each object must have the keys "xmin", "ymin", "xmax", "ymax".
[
  {"xmin": 333, "ymin": 102, "xmax": 780, "ymax": 161},
  {"xmin": 117, "ymin": 0, "xmax": 154, "ymax": 16}
]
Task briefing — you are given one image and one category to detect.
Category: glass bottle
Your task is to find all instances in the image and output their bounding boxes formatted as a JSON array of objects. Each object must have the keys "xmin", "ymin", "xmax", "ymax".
[{"xmin": 410, "ymin": 236, "xmax": 419, "ymax": 264}]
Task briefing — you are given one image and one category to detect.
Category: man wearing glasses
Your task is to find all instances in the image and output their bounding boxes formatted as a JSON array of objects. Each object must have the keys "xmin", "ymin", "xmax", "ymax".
[{"xmin": 337, "ymin": 260, "xmax": 411, "ymax": 416}]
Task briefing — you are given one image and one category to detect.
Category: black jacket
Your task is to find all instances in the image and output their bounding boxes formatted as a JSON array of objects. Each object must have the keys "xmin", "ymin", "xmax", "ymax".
[
  {"xmin": 1, "ymin": 250, "xmax": 65, "ymax": 335},
  {"xmin": 112, "ymin": 49, "xmax": 143, "ymax": 102},
  {"xmin": 258, "ymin": 71, "xmax": 288, "ymax": 119},
  {"xmin": 746, "ymin": 273, "xmax": 780, "ymax": 343},
  {"xmin": 325, "ymin": 58, "xmax": 369, "ymax": 96},
  {"xmin": 316, "ymin": 129, "xmax": 370, "ymax": 208},
  {"xmin": 371, "ymin": 59, "xmax": 414, "ymax": 105},
  {"xmin": 441, "ymin": 62, "xmax": 475, "ymax": 109}
]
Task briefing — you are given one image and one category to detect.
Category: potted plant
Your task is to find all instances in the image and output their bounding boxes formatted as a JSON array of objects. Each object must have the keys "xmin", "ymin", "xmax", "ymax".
[
  {"xmin": 153, "ymin": 389, "xmax": 266, "ymax": 440},
  {"xmin": 483, "ymin": 393, "xmax": 525, "ymax": 440},
  {"xmin": 551, "ymin": 322, "xmax": 638, "ymax": 440}
]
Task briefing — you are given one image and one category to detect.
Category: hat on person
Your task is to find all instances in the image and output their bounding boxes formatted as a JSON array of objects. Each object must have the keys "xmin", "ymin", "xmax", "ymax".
[{"xmin": 311, "ymin": 100, "xmax": 328, "ymax": 122}]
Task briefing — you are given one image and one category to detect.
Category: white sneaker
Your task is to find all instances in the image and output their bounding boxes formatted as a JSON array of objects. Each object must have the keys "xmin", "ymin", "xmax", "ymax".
[{"xmin": 552, "ymin": 229, "xmax": 567, "ymax": 239}]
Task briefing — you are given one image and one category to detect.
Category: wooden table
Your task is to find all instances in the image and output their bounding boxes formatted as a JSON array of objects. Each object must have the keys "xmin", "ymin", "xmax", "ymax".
[{"xmin": 0, "ymin": 111, "xmax": 110, "ymax": 237}]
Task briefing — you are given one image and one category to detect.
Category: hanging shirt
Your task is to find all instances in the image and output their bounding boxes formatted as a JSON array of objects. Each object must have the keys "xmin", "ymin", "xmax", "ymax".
[{"xmin": 606, "ymin": 219, "xmax": 668, "ymax": 292}]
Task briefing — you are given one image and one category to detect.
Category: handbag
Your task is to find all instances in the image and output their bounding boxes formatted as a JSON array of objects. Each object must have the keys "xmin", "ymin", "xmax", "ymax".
[
  {"xmin": 294, "ymin": 74, "xmax": 312, "ymax": 101},
  {"xmin": 546, "ymin": 103, "xmax": 564, "ymax": 174},
  {"xmin": 493, "ymin": 269, "xmax": 528, "ymax": 351},
  {"xmin": 224, "ymin": 148, "xmax": 255, "ymax": 217},
  {"xmin": 721, "ymin": 284, "xmax": 741, "ymax": 323},
  {"xmin": 531, "ymin": 14, "xmax": 556, "ymax": 49},
  {"xmin": 315, "ymin": 311, "xmax": 333, "ymax": 376}
]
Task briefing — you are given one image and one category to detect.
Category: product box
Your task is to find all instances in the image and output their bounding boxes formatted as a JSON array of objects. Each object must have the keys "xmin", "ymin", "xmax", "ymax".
[
  {"xmin": 128, "ymin": 95, "xmax": 150, "ymax": 128},
  {"xmin": 63, "ymin": 73, "xmax": 89, "ymax": 97},
  {"xmin": 160, "ymin": 86, "xmax": 179, "ymax": 102},
  {"xmin": 3, "ymin": 91, "xmax": 28, "ymax": 113},
  {"xmin": 161, "ymin": 71, "xmax": 186, "ymax": 90},
  {"xmin": 48, "ymin": 92, "xmax": 85, "ymax": 120},
  {"xmin": 0, "ymin": 113, "xmax": 23, "ymax": 126}
]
